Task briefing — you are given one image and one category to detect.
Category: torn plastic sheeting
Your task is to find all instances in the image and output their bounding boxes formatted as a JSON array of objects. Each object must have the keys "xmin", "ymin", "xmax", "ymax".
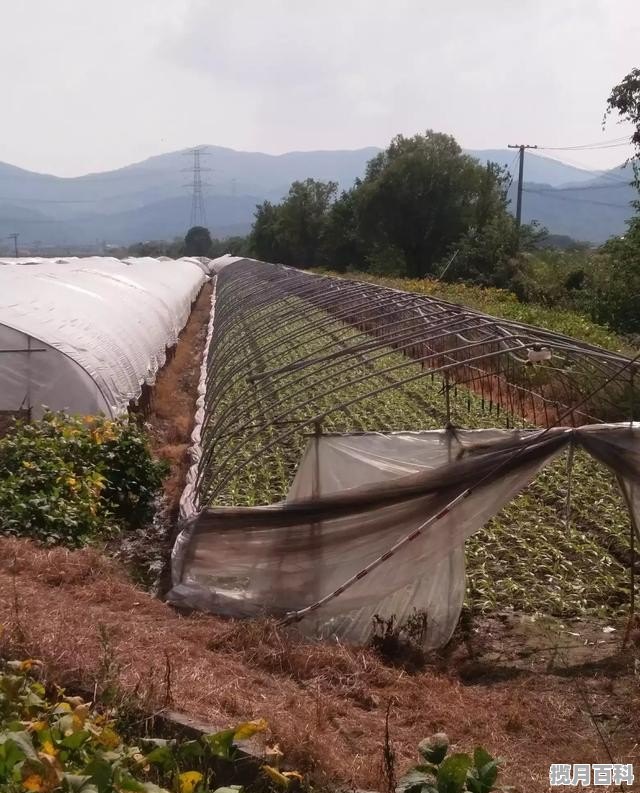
[{"xmin": 168, "ymin": 424, "xmax": 640, "ymax": 649}]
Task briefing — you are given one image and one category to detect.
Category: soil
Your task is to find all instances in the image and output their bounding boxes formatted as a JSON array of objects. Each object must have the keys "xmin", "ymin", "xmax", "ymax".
[
  {"xmin": 146, "ymin": 282, "xmax": 213, "ymax": 521},
  {"xmin": 1, "ymin": 537, "xmax": 638, "ymax": 793},
  {"xmin": 112, "ymin": 283, "xmax": 213, "ymax": 589}
]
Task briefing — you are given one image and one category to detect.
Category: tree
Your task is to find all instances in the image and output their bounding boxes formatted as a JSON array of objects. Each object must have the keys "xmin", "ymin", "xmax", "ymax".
[
  {"xmin": 600, "ymin": 68, "xmax": 640, "ymax": 333},
  {"xmin": 354, "ymin": 131, "xmax": 513, "ymax": 278},
  {"xmin": 606, "ymin": 68, "xmax": 640, "ymax": 156},
  {"xmin": 183, "ymin": 226, "xmax": 213, "ymax": 257},
  {"xmin": 248, "ymin": 132, "xmax": 524, "ymax": 280},
  {"xmin": 321, "ymin": 188, "xmax": 366, "ymax": 272},
  {"xmin": 251, "ymin": 201, "xmax": 285, "ymax": 262},
  {"xmin": 250, "ymin": 179, "xmax": 337, "ymax": 267}
]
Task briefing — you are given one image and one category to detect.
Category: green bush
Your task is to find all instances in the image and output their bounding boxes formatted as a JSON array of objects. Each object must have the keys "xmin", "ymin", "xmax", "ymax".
[
  {"xmin": 0, "ymin": 412, "xmax": 167, "ymax": 546},
  {"xmin": 0, "ymin": 658, "xmax": 288, "ymax": 793}
]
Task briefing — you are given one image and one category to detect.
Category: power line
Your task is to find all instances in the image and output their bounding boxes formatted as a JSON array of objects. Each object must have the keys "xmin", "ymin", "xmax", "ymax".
[
  {"xmin": 524, "ymin": 146, "xmax": 632, "ymax": 186},
  {"xmin": 538, "ymin": 135, "xmax": 631, "ymax": 151},
  {"xmin": 529, "ymin": 182, "xmax": 631, "ymax": 193},
  {"xmin": 182, "ymin": 146, "xmax": 211, "ymax": 228},
  {"xmin": 0, "ymin": 196, "xmax": 99, "ymax": 204},
  {"xmin": 523, "ymin": 187, "xmax": 632, "ymax": 209}
]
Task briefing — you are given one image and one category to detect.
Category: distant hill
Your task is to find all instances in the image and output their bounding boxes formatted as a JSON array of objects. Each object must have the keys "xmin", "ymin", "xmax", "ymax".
[
  {"xmin": 467, "ymin": 149, "xmax": 597, "ymax": 188},
  {"xmin": 0, "ymin": 145, "xmax": 634, "ymax": 249}
]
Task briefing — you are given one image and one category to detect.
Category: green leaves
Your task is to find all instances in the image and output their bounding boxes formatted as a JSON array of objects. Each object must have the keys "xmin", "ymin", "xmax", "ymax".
[
  {"xmin": 436, "ymin": 754, "xmax": 472, "ymax": 793},
  {"xmin": 397, "ymin": 735, "xmax": 500, "ymax": 793},
  {"xmin": 202, "ymin": 728, "xmax": 236, "ymax": 760},
  {"xmin": 396, "ymin": 766, "xmax": 438, "ymax": 793},
  {"xmin": 466, "ymin": 749, "xmax": 500, "ymax": 793},
  {"xmin": 0, "ymin": 411, "xmax": 166, "ymax": 547},
  {"xmin": 0, "ymin": 659, "xmax": 284, "ymax": 793}
]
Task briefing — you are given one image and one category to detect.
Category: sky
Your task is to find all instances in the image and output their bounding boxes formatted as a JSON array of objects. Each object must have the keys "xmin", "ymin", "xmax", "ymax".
[{"xmin": 0, "ymin": 0, "xmax": 638, "ymax": 177}]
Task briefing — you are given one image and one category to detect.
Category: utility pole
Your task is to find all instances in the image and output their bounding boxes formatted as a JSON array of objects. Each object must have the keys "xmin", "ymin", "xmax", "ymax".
[
  {"xmin": 8, "ymin": 233, "xmax": 19, "ymax": 257},
  {"xmin": 182, "ymin": 146, "xmax": 211, "ymax": 228},
  {"xmin": 507, "ymin": 143, "xmax": 537, "ymax": 240}
]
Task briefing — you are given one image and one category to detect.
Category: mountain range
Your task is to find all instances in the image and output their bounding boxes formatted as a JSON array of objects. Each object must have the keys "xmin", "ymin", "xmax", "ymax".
[{"xmin": 0, "ymin": 145, "xmax": 634, "ymax": 251}]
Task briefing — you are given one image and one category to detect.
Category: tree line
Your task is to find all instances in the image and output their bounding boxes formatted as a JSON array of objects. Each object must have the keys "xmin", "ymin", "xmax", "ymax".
[
  {"xmin": 245, "ymin": 68, "xmax": 640, "ymax": 338},
  {"xmin": 250, "ymin": 130, "xmax": 529, "ymax": 286}
]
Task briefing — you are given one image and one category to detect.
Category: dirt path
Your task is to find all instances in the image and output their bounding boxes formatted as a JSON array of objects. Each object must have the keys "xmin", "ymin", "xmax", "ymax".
[
  {"xmin": 146, "ymin": 282, "xmax": 213, "ymax": 520},
  {"xmin": 1, "ymin": 538, "xmax": 637, "ymax": 793}
]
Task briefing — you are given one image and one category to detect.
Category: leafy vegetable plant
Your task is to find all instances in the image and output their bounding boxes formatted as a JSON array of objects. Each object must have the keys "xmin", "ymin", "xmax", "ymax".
[{"xmin": 396, "ymin": 733, "xmax": 501, "ymax": 793}]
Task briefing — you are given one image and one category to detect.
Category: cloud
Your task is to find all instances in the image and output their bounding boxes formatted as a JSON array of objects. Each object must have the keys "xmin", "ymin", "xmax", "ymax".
[{"xmin": 0, "ymin": 0, "xmax": 637, "ymax": 174}]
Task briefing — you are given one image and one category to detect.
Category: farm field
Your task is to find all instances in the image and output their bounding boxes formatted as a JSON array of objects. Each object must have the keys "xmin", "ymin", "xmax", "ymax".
[
  {"xmin": 318, "ymin": 269, "xmax": 633, "ymax": 354},
  {"xmin": 203, "ymin": 283, "xmax": 633, "ymax": 620},
  {"xmin": 1, "ymin": 259, "xmax": 638, "ymax": 793}
]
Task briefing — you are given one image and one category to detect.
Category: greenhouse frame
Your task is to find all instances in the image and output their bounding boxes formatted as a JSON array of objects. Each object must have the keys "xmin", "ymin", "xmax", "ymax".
[{"xmin": 170, "ymin": 257, "xmax": 640, "ymax": 648}]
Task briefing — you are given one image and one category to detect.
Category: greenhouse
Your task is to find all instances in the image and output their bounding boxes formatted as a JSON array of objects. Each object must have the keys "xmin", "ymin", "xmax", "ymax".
[
  {"xmin": 170, "ymin": 258, "xmax": 640, "ymax": 648},
  {"xmin": 0, "ymin": 256, "xmax": 208, "ymax": 418}
]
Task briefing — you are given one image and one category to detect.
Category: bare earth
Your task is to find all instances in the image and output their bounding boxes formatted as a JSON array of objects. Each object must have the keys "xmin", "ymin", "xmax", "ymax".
[{"xmin": 1, "ymin": 538, "xmax": 638, "ymax": 793}]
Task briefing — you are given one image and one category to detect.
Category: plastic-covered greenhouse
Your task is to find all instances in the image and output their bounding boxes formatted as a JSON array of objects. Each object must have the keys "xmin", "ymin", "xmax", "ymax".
[
  {"xmin": 170, "ymin": 257, "xmax": 640, "ymax": 649},
  {"xmin": 0, "ymin": 256, "xmax": 209, "ymax": 418}
]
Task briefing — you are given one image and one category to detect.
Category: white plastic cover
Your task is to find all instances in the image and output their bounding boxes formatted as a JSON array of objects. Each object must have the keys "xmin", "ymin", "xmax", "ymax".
[
  {"xmin": 0, "ymin": 256, "xmax": 207, "ymax": 417},
  {"xmin": 169, "ymin": 424, "xmax": 640, "ymax": 649}
]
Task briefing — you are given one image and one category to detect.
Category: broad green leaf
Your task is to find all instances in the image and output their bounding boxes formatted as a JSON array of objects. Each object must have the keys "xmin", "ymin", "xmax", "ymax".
[
  {"xmin": 436, "ymin": 754, "xmax": 472, "ymax": 793},
  {"xmin": 61, "ymin": 729, "xmax": 91, "ymax": 750},
  {"xmin": 176, "ymin": 740, "xmax": 204, "ymax": 763},
  {"xmin": 5, "ymin": 731, "xmax": 39, "ymax": 762},
  {"xmin": 472, "ymin": 748, "xmax": 493, "ymax": 772},
  {"xmin": 82, "ymin": 758, "xmax": 113, "ymax": 793},
  {"xmin": 114, "ymin": 771, "xmax": 146, "ymax": 792},
  {"xmin": 145, "ymin": 745, "xmax": 175, "ymax": 770},
  {"xmin": 471, "ymin": 761, "xmax": 499, "ymax": 793},
  {"xmin": 0, "ymin": 735, "xmax": 28, "ymax": 771},
  {"xmin": 396, "ymin": 768, "xmax": 437, "ymax": 793},
  {"xmin": 203, "ymin": 728, "xmax": 235, "ymax": 759}
]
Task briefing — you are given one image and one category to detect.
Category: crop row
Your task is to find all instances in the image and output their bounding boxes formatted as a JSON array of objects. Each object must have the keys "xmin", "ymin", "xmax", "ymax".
[{"xmin": 200, "ymin": 289, "xmax": 633, "ymax": 618}]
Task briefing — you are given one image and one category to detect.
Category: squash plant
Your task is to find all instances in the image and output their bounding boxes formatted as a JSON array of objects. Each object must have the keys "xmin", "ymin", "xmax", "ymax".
[{"xmin": 0, "ymin": 658, "xmax": 297, "ymax": 793}]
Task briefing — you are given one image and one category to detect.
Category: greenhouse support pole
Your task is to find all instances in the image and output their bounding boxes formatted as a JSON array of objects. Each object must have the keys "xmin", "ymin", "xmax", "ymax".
[
  {"xmin": 313, "ymin": 420, "xmax": 322, "ymax": 500},
  {"xmin": 444, "ymin": 371, "xmax": 451, "ymax": 424},
  {"xmin": 628, "ymin": 375, "xmax": 636, "ymax": 639},
  {"xmin": 618, "ymin": 477, "xmax": 638, "ymax": 646},
  {"xmin": 631, "ymin": 513, "xmax": 636, "ymax": 624},
  {"xmin": 26, "ymin": 335, "xmax": 32, "ymax": 420}
]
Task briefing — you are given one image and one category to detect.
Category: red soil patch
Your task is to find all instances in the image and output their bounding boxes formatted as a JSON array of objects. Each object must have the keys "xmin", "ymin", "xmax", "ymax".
[{"xmin": 1, "ymin": 538, "xmax": 637, "ymax": 793}]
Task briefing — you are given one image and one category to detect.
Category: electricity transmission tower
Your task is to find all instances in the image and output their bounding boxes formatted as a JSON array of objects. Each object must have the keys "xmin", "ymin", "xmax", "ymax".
[
  {"xmin": 183, "ymin": 146, "xmax": 211, "ymax": 228},
  {"xmin": 8, "ymin": 233, "xmax": 19, "ymax": 256}
]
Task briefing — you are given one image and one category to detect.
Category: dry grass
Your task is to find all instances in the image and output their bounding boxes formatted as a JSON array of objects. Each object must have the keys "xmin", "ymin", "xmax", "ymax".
[
  {"xmin": 147, "ymin": 283, "xmax": 212, "ymax": 517},
  {"xmin": 1, "ymin": 537, "xmax": 637, "ymax": 793}
]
